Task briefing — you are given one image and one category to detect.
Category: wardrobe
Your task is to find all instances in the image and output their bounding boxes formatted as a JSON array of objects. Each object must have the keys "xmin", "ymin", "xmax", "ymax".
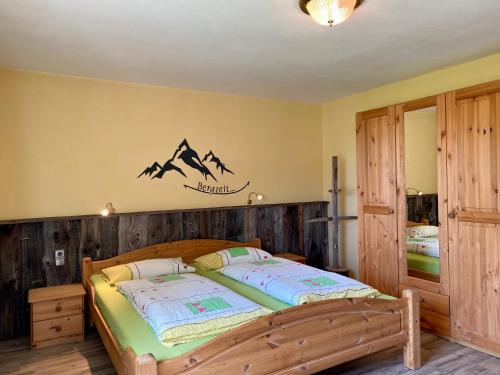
[{"xmin": 357, "ymin": 80, "xmax": 500, "ymax": 355}]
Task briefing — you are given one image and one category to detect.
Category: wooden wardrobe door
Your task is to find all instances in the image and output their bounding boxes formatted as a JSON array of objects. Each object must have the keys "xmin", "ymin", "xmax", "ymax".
[
  {"xmin": 356, "ymin": 106, "xmax": 399, "ymax": 296},
  {"xmin": 447, "ymin": 87, "xmax": 500, "ymax": 354}
]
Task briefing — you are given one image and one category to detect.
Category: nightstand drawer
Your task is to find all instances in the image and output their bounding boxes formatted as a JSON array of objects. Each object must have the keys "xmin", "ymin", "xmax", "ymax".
[
  {"xmin": 32, "ymin": 296, "xmax": 83, "ymax": 321},
  {"xmin": 275, "ymin": 252, "xmax": 306, "ymax": 264},
  {"xmin": 32, "ymin": 314, "xmax": 83, "ymax": 343}
]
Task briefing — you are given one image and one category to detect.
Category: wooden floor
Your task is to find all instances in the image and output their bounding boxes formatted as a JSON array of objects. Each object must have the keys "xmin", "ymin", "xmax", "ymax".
[{"xmin": 1, "ymin": 331, "xmax": 499, "ymax": 374}]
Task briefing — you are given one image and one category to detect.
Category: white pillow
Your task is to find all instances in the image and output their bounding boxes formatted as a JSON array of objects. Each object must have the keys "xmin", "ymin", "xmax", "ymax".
[
  {"xmin": 127, "ymin": 258, "xmax": 195, "ymax": 280},
  {"xmin": 406, "ymin": 225, "xmax": 439, "ymax": 238},
  {"xmin": 218, "ymin": 247, "xmax": 273, "ymax": 266}
]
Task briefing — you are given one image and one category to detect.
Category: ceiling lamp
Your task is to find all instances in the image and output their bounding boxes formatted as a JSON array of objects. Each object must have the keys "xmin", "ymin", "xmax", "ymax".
[{"xmin": 299, "ymin": 0, "xmax": 362, "ymax": 27}]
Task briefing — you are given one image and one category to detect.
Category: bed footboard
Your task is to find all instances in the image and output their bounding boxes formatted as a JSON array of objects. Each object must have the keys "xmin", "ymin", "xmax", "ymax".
[
  {"xmin": 82, "ymin": 244, "xmax": 420, "ymax": 375},
  {"xmin": 154, "ymin": 289, "xmax": 420, "ymax": 375}
]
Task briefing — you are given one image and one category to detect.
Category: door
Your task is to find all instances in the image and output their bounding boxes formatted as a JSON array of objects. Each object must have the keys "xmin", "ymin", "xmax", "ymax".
[
  {"xmin": 356, "ymin": 106, "xmax": 399, "ymax": 296},
  {"xmin": 447, "ymin": 85, "xmax": 500, "ymax": 353}
]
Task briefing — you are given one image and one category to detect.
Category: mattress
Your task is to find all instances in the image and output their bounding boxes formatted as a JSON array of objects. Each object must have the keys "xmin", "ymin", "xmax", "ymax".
[
  {"xmin": 407, "ymin": 252, "xmax": 440, "ymax": 276},
  {"xmin": 91, "ymin": 266, "xmax": 394, "ymax": 361}
]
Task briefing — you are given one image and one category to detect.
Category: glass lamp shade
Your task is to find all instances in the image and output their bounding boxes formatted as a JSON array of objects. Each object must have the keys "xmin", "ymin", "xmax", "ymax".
[{"xmin": 305, "ymin": 0, "xmax": 357, "ymax": 27}]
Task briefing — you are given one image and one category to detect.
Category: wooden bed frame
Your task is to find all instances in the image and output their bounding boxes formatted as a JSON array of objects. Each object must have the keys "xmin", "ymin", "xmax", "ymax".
[{"xmin": 82, "ymin": 238, "xmax": 421, "ymax": 375}]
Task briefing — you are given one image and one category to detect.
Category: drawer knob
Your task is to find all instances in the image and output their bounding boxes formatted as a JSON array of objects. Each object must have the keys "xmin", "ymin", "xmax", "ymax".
[
  {"xmin": 55, "ymin": 304, "xmax": 62, "ymax": 312},
  {"xmin": 50, "ymin": 325, "xmax": 62, "ymax": 332}
]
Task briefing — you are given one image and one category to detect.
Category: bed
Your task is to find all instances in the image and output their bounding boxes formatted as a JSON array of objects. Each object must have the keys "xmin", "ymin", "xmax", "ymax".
[
  {"xmin": 406, "ymin": 223, "xmax": 440, "ymax": 282},
  {"xmin": 82, "ymin": 238, "xmax": 421, "ymax": 375}
]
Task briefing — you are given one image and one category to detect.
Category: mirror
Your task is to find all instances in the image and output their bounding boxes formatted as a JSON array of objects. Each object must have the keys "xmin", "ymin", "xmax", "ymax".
[{"xmin": 404, "ymin": 106, "xmax": 440, "ymax": 283}]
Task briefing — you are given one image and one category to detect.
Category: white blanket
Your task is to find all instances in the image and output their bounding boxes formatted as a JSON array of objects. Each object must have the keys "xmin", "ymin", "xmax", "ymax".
[
  {"xmin": 220, "ymin": 258, "xmax": 380, "ymax": 306},
  {"xmin": 118, "ymin": 273, "xmax": 271, "ymax": 346}
]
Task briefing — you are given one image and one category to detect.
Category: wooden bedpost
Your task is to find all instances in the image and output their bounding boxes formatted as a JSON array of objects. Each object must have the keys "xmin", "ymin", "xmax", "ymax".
[
  {"xmin": 82, "ymin": 257, "xmax": 94, "ymax": 327},
  {"xmin": 123, "ymin": 348, "xmax": 157, "ymax": 375},
  {"xmin": 403, "ymin": 288, "xmax": 421, "ymax": 369}
]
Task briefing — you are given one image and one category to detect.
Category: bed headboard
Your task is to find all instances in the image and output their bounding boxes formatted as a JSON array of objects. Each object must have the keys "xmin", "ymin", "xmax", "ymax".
[
  {"xmin": 406, "ymin": 194, "xmax": 438, "ymax": 226},
  {"xmin": 82, "ymin": 238, "xmax": 261, "ymax": 281}
]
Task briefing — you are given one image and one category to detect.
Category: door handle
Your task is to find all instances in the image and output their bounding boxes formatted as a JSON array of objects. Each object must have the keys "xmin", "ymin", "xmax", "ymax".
[{"xmin": 448, "ymin": 210, "xmax": 457, "ymax": 219}]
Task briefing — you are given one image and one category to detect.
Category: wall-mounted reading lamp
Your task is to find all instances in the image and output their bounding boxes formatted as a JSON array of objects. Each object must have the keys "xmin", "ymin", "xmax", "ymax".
[
  {"xmin": 406, "ymin": 188, "xmax": 423, "ymax": 196},
  {"xmin": 101, "ymin": 202, "xmax": 116, "ymax": 216},
  {"xmin": 247, "ymin": 192, "xmax": 263, "ymax": 205}
]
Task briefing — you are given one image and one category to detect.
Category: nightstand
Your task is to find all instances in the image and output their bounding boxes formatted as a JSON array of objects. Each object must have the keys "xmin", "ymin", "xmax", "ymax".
[
  {"xmin": 28, "ymin": 284, "xmax": 86, "ymax": 349},
  {"xmin": 325, "ymin": 266, "xmax": 349, "ymax": 277},
  {"xmin": 275, "ymin": 252, "xmax": 306, "ymax": 264}
]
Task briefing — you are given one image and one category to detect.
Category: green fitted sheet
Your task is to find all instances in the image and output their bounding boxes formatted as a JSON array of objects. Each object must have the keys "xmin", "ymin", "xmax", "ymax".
[
  {"xmin": 91, "ymin": 274, "xmax": 215, "ymax": 361},
  {"xmin": 407, "ymin": 252, "xmax": 440, "ymax": 275},
  {"xmin": 91, "ymin": 267, "xmax": 395, "ymax": 361},
  {"xmin": 196, "ymin": 267, "xmax": 293, "ymax": 310}
]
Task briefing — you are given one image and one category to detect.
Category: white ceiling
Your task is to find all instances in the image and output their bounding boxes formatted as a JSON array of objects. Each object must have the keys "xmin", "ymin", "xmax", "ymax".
[{"xmin": 1, "ymin": 0, "xmax": 500, "ymax": 103}]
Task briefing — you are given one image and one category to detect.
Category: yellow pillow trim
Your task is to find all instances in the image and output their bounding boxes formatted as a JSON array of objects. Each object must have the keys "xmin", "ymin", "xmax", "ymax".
[
  {"xmin": 102, "ymin": 264, "xmax": 132, "ymax": 285},
  {"xmin": 194, "ymin": 253, "xmax": 223, "ymax": 270}
]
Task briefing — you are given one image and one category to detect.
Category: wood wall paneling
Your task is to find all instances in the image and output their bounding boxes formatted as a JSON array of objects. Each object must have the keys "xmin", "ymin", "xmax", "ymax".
[{"xmin": 0, "ymin": 201, "xmax": 328, "ymax": 340}]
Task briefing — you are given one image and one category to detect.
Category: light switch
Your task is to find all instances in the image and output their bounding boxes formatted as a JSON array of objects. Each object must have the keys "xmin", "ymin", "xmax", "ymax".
[{"xmin": 55, "ymin": 249, "xmax": 65, "ymax": 266}]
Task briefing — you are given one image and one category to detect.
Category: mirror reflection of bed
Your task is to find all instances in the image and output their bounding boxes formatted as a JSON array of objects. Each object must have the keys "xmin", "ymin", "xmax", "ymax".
[
  {"xmin": 404, "ymin": 106, "xmax": 440, "ymax": 283},
  {"xmin": 406, "ymin": 195, "xmax": 439, "ymax": 282}
]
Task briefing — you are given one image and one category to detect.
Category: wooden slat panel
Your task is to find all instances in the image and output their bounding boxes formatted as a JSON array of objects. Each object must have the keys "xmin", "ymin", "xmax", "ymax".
[
  {"xmin": 210, "ymin": 210, "xmax": 226, "ymax": 240},
  {"xmin": 118, "ymin": 215, "xmax": 148, "ymax": 253},
  {"xmin": 182, "ymin": 211, "xmax": 201, "ymax": 240},
  {"xmin": 302, "ymin": 203, "xmax": 328, "ymax": 268},
  {"xmin": 0, "ymin": 202, "xmax": 328, "ymax": 340},
  {"xmin": 256, "ymin": 207, "xmax": 274, "ymax": 251},
  {"xmin": 162, "ymin": 212, "xmax": 183, "ymax": 242},
  {"xmin": 273, "ymin": 206, "xmax": 285, "ymax": 251},
  {"xmin": 224, "ymin": 208, "xmax": 243, "ymax": 241},
  {"xmin": 20, "ymin": 223, "xmax": 44, "ymax": 337},
  {"xmin": 146, "ymin": 214, "xmax": 163, "ymax": 246},
  {"xmin": 79, "ymin": 218, "xmax": 101, "ymax": 262},
  {"xmin": 282, "ymin": 205, "xmax": 300, "ymax": 254},
  {"xmin": 0, "ymin": 225, "xmax": 22, "ymax": 339},
  {"xmin": 100, "ymin": 216, "xmax": 119, "ymax": 259}
]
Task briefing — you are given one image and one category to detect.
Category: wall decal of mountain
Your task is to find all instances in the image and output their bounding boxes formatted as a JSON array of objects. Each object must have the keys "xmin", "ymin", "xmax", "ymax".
[
  {"xmin": 202, "ymin": 151, "xmax": 234, "ymax": 175},
  {"xmin": 138, "ymin": 139, "xmax": 235, "ymax": 181},
  {"xmin": 137, "ymin": 161, "xmax": 162, "ymax": 178}
]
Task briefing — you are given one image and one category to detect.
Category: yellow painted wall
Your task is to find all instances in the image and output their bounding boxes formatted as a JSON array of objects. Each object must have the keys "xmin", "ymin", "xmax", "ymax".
[
  {"xmin": 0, "ymin": 69, "xmax": 323, "ymax": 221},
  {"xmin": 404, "ymin": 111, "xmax": 437, "ymax": 195},
  {"xmin": 321, "ymin": 53, "xmax": 500, "ymax": 277}
]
